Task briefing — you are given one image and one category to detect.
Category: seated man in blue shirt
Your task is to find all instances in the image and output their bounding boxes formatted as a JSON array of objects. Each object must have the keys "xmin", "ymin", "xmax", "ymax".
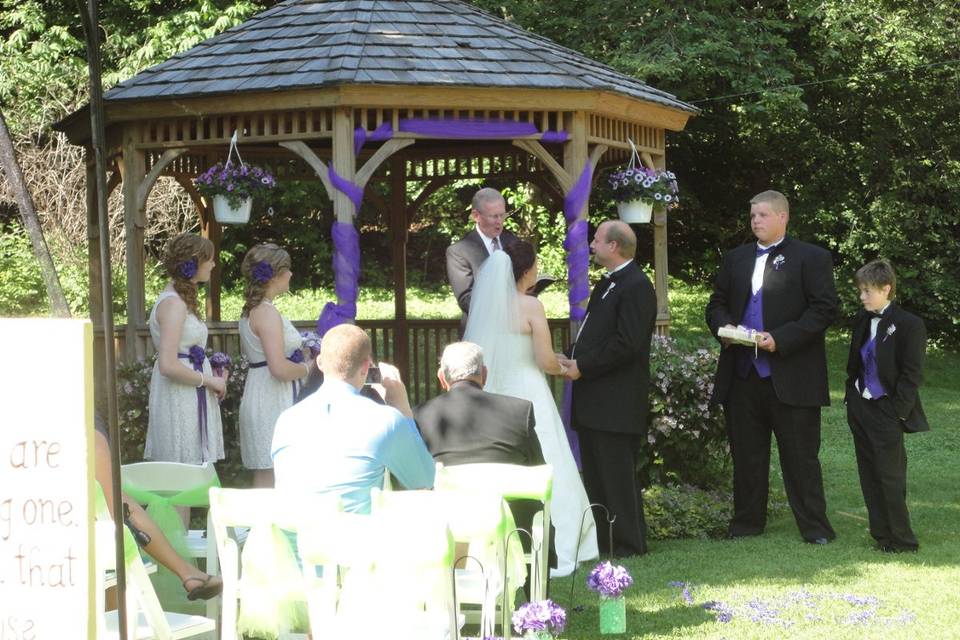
[{"xmin": 271, "ymin": 323, "xmax": 435, "ymax": 513}]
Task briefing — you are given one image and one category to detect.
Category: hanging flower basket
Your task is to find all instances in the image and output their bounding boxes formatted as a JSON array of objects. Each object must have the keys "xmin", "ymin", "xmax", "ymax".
[
  {"xmin": 194, "ymin": 132, "xmax": 276, "ymax": 225},
  {"xmin": 212, "ymin": 194, "xmax": 253, "ymax": 225},
  {"xmin": 616, "ymin": 199, "xmax": 653, "ymax": 223}
]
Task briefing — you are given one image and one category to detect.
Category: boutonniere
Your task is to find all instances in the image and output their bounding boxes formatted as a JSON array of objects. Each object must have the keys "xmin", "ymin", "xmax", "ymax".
[
  {"xmin": 884, "ymin": 324, "xmax": 896, "ymax": 341},
  {"xmin": 772, "ymin": 255, "xmax": 786, "ymax": 270}
]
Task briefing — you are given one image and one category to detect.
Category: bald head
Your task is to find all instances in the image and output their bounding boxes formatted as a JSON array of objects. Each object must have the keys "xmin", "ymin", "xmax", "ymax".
[
  {"xmin": 320, "ymin": 324, "xmax": 371, "ymax": 382},
  {"xmin": 603, "ymin": 221, "xmax": 637, "ymax": 258}
]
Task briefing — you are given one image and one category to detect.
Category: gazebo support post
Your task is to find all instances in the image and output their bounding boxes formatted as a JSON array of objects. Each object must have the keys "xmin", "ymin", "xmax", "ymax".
[
  {"xmin": 389, "ymin": 154, "xmax": 409, "ymax": 374},
  {"xmin": 563, "ymin": 111, "xmax": 590, "ymax": 332},
  {"xmin": 332, "ymin": 107, "xmax": 355, "ymax": 223},
  {"xmin": 651, "ymin": 153, "xmax": 670, "ymax": 335},
  {"xmin": 121, "ymin": 124, "xmax": 147, "ymax": 360}
]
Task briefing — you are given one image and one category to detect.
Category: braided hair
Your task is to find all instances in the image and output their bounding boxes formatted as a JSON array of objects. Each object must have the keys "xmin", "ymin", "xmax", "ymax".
[
  {"xmin": 161, "ymin": 233, "xmax": 214, "ymax": 319},
  {"xmin": 241, "ymin": 243, "xmax": 292, "ymax": 317}
]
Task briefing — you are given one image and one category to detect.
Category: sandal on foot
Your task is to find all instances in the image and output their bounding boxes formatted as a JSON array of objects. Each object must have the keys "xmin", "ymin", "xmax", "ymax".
[{"xmin": 183, "ymin": 575, "xmax": 223, "ymax": 601}]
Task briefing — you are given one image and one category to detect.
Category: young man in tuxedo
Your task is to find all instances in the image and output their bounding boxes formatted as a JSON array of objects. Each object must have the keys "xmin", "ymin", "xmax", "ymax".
[
  {"xmin": 560, "ymin": 220, "xmax": 657, "ymax": 557},
  {"xmin": 846, "ymin": 259, "xmax": 928, "ymax": 552},
  {"xmin": 705, "ymin": 190, "xmax": 839, "ymax": 544},
  {"xmin": 446, "ymin": 188, "xmax": 519, "ymax": 328}
]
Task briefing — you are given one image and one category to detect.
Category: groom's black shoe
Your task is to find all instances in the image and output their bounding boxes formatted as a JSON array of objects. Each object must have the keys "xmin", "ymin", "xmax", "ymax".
[{"xmin": 804, "ymin": 537, "xmax": 832, "ymax": 545}]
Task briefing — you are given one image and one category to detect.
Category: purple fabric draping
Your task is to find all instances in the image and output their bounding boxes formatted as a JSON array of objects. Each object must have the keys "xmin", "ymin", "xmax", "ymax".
[
  {"xmin": 559, "ymin": 160, "xmax": 595, "ymax": 468},
  {"xmin": 540, "ymin": 130, "xmax": 570, "ymax": 144},
  {"xmin": 353, "ymin": 122, "xmax": 394, "ymax": 156},
  {"xmin": 316, "ymin": 221, "xmax": 361, "ymax": 338},
  {"xmin": 178, "ymin": 347, "xmax": 209, "ymax": 461},
  {"xmin": 563, "ymin": 162, "xmax": 593, "ymax": 321},
  {"xmin": 327, "ymin": 166, "xmax": 364, "ymax": 213}
]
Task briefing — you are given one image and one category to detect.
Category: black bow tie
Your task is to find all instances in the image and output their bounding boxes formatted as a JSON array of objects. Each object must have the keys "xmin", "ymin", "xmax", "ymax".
[
  {"xmin": 869, "ymin": 310, "xmax": 885, "ymax": 320},
  {"xmin": 756, "ymin": 245, "xmax": 775, "ymax": 257}
]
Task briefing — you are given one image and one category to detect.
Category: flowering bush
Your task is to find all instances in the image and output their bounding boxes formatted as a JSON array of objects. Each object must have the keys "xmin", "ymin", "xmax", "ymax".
[
  {"xmin": 587, "ymin": 561, "xmax": 633, "ymax": 598},
  {"xmin": 116, "ymin": 351, "xmax": 249, "ymax": 486},
  {"xmin": 642, "ymin": 336, "xmax": 728, "ymax": 488},
  {"xmin": 512, "ymin": 600, "xmax": 566, "ymax": 638},
  {"xmin": 608, "ymin": 166, "xmax": 679, "ymax": 208},
  {"xmin": 194, "ymin": 162, "xmax": 276, "ymax": 208}
]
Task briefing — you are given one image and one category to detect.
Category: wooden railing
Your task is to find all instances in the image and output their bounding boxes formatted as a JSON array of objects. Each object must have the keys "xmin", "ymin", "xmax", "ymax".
[{"xmin": 97, "ymin": 318, "xmax": 572, "ymax": 406}]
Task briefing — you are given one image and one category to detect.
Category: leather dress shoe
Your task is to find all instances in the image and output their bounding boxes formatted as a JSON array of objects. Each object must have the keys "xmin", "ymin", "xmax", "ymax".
[{"xmin": 806, "ymin": 537, "xmax": 831, "ymax": 545}]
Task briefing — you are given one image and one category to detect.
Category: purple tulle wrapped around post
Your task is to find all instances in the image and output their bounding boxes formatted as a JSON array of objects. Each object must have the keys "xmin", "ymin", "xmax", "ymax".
[
  {"xmin": 563, "ymin": 162, "xmax": 593, "ymax": 321},
  {"xmin": 327, "ymin": 166, "xmax": 364, "ymax": 213},
  {"xmin": 353, "ymin": 122, "xmax": 394, "ymax": 155},
  {"xmin": 316, "ymin": 221, "xmax": 361, "ymax": 338}
]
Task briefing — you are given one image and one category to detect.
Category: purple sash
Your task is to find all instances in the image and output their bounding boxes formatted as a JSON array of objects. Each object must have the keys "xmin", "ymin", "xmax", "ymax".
[
  {"xmin": 249, "ymin": 348, "xmax": 305, "ymax": 403},
  {"xmin": 177, "ymin": 345, "xmax": 209, "ymax": 460}
]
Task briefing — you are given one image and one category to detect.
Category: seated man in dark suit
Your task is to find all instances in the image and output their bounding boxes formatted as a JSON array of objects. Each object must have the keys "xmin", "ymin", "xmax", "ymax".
[{"xmin": 414, "ymin": 341, "xmax": 555, "ymax": 582}]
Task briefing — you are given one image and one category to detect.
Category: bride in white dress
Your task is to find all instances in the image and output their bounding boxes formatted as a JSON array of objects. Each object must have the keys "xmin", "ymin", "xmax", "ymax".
[{"xmin": 464, "ymin": 241, "xmax": 598, "ymax": 577}]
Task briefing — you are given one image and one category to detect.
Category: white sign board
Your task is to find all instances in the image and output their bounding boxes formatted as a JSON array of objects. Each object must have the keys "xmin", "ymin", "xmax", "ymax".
[{"xmin": 0, "ymin": 319, "xmax": 94, "ymax": 639}]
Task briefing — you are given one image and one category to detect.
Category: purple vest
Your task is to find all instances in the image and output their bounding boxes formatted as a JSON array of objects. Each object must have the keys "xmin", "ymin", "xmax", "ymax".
[
  {"xmin": 736, "ymin": 288, "xmax": 771, "ymax": 378},
  {"xmin": 859, "ymin": 334, "xmax": 887, "ymax": 398}
]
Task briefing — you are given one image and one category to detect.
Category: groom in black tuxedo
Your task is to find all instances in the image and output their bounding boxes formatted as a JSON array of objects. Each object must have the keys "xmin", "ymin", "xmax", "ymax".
[
  {"xmin": 446, "ymin": 188, "xmax": 519, "ymax": 328},
  {"xmin": 561, "ymin": 220, "xmax": 657, "ymax": 557},
  {"xmin": 705, "ymin": 190, "xmax": 839, "ymax": 544}
]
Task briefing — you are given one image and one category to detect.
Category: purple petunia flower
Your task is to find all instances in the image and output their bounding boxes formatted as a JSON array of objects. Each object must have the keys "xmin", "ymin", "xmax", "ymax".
[
  {"xmin": 178, "ymin": 258, "xmax": 198, "ymax": 279},
  {"xmin": 251, "ymin": 260, "xmax": 274, "ymax": 284}
]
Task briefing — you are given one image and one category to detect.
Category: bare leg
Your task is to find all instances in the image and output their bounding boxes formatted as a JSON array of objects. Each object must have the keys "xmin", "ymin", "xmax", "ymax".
[{"xmin": 252, "ymin": 468, "xmax": 275, "ymax": 489}]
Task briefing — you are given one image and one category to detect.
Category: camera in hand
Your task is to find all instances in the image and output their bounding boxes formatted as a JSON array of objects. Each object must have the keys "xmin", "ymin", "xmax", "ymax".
[{"xmin": 365, "ymin": 365, "xmax": 382, "ymax": 385}]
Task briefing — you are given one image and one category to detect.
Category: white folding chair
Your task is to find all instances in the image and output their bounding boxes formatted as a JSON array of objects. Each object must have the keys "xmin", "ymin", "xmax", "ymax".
[
  {"xmin": 95, "ymin": 487, "xmax": 216, "ymax": 640},
  {"xmin": 208, "ymin": 488, "xmax": 339, "ymax": 640},
  {"xmin": 121, "ymin": 461, "xmax": 221, "ymax": 621},
  {"xmin": 435, "ymin": 463, "xmax": 553, "ymax": 602},
  {"xmin": 301, "ymin": 489, "xmax": 458, "ymax": 640}
]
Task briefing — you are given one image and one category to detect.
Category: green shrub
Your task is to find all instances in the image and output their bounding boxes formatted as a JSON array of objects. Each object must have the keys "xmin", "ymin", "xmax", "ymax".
[
  {"xmin": 642, "ymin": 336, "xmax": 728, "ymax": 488},
  {"xmin": 644, "ymin": 484, "xmax": 732, "ymax": 540}
]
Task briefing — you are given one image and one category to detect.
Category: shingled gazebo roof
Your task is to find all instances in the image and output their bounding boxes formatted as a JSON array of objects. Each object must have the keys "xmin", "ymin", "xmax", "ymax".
[{"xmin": 103, "ymin": 0, "xmax": 695, "ymax": 115}]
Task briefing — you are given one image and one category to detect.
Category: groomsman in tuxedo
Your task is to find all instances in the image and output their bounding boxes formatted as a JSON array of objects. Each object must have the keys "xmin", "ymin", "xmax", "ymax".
[
  {"xmin": 845, "ymin": 259, "xmax": 928, "ymax": 552},
  {"xmin": 705, "ymin": 190, "xmax": 839, "ymax": 544},
  {"xmin": 561, "ymin": 220, "xmax": 657, "ymax": 557},
  {"xmin": 446, "ymin": 187, "xmax": 518, "ymax": 327}
]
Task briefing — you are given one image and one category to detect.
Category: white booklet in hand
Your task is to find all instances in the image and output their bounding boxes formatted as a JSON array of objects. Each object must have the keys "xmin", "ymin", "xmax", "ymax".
[{"xmin": 718, "ymin": 325, "xmax": 761, "ymax": 347}]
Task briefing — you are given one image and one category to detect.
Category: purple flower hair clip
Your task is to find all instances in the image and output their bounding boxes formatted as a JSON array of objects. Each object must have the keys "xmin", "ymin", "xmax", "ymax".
[
  {"xmin": 178, "ymin": 258, "xmax": 198, "ymax": 280},
  {"xmin": 251, "ymin": 260, "xmax": 274, "ymax": 284}
]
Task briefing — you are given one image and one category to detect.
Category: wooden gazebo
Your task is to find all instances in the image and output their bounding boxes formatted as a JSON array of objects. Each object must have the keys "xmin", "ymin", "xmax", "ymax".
[{"xmin": 56, "ymin": 0, "xmax": 696, "ymax": 402}]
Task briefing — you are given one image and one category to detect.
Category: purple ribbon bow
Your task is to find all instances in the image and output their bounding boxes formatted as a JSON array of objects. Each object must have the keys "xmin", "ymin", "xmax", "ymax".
[{"xmin": 178, "ymin": 345, "xmax": 209, "ymax": 461}]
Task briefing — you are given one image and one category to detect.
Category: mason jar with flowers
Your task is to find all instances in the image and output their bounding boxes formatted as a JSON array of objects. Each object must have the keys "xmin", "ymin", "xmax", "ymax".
[
  {"xmin": 194, "ymin": 162, "xmax": 277, "ymax": 225},
  {"xmin": 512, "ymin": 600, "xmax": 567, "ymax": 639},
  {"xmin": 608, "ymin": 165, "xmax": 679, "ymax": 223},
  {"xmin": 587, "ymin": 560, "xmax": 634, "ymax": 634}
]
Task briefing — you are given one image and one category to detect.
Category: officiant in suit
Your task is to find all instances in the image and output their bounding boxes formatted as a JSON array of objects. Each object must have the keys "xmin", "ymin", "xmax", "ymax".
[
  {"xmin": 415, "ymin": 341, "xmax": 556, "ymax": 578},
  {"xmin": 705, "ymin": 190, "xmax": 839, "ymax": 544},
  {"xmin": 446, "ymin": 188, "xmax": 518, "ymax": 328},
  {"xmin": 845, "ymin": 259, "xmax": 928, "ymax": 552},
  {"xmin": 560, "ymin": 220, "xmax": 657, "ymax": 557}
]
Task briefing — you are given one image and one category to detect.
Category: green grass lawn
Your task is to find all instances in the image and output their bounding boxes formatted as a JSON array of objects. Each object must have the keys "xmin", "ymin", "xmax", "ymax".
[
  {"xmin": 548, "ymin": 286, "xmax": 960, "ymax": 639},
  {"xmin": 228, "ymin": 279, "xmax": 959, "ymax": 639}
]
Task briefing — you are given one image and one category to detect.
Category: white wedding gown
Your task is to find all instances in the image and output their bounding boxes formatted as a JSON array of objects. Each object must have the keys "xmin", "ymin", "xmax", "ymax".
[{"xmin": 464, "ymin": 252, "xmax": 598, "ymax": 577}]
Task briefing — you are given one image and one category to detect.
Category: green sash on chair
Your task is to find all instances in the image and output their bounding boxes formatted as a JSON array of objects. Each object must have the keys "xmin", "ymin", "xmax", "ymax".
[{"xmin": 121, "ymin": 476, "xmax": 221, "ymax": 560}]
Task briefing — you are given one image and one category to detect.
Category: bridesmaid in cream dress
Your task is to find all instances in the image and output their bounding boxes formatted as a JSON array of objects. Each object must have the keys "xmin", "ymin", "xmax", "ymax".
[
  {"xmin": 238, "ymin": 243, "xmax": 313, "ymax": 488},
  {"xmin": 145, "ymin": 233, "xmax": 226, "ymax": 465}
]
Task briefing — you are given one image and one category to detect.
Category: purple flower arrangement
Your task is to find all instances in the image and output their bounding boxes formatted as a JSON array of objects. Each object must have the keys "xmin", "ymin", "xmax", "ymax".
[
  {"xmin": 194, "ymin": 161, "xmax": 276, "ymax": 209},
  {"xmin": 301, "ymin": 331, "xmax": 322, "ymax": 359},
  {"xmin": 608, "ymin": 166, "xmax": 679, "ymax": 208},
  {"xmin": 587, "ymin": 561, "xmax": 634, "ymax": 599},
  {"xmin": 251, "ymin": 260, "xmax": 274, "ymax": 284},
  {"xmin": 209, "ymin": 352, "xmax": 232, "ymax": 377},
  {"xmin": 512, "ymin": 600, "xmax": 566, "ymax": 637}
]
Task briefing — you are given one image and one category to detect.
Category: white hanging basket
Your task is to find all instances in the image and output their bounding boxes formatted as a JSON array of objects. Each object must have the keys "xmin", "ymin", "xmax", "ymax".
[
  {"xmin": 616, "ymin": 199, "xmax": 653, "ymax": 223},
  {"xmin": 212, "ymin": 195, "xmax": 252, "ymax": 225}
]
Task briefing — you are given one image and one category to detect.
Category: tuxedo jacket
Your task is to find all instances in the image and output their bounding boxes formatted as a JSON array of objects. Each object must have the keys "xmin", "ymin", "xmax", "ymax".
[
  {"xmin": 845, "ymin": 303, "xmax": 929, "ymax": 433},
  {"xmin": 706, "ymin": 237, "xmax": 839, "ymax": 407},
  {"xmin": 414, "ymin": 381, "xmax": 543, "ymax": 467},
  {"xmin": 568, "ymin": 261, "xmax": 657, "ymax": 435},
  {"xmin": 446, "ymin": 229, "xmax": 519, "ymax": 315}
]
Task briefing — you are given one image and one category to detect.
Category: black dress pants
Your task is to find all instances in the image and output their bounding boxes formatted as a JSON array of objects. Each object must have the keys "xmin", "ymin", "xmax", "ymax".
[
  {"xmin": 577, "ymin": 429, "xmax": 647, "ymax": 557},
  {"xmin": 847, "ymin": 393, "xmax": 918, "ymax": 550},
  {"xmin": 724, "ymin": 370, "xmax": 835, "ymax": 541}
]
